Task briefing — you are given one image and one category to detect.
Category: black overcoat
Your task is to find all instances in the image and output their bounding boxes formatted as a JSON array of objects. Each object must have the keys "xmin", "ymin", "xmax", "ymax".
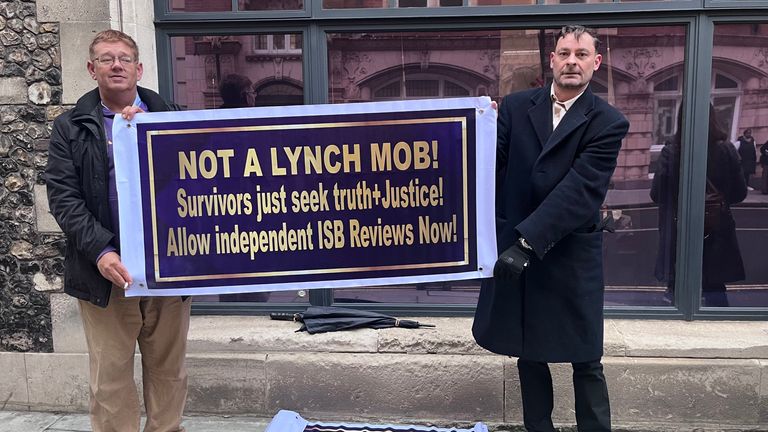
[{"xmin": 473, "ymin": 86, "xmax": 629, "ymax": 363}]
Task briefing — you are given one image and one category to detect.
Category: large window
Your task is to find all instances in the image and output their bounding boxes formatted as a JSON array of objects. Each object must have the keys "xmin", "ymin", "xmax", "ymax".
[
  {"xmin": 324, "ymin": 25, "xmax": 688, "ymax": 307},
  {"xmin": 155, "ymin": 1, "xmax": 768, "ymax": 317},
  {"xmin": 698, "ymin": 22, "xmax": 768, "ymax": 308}
]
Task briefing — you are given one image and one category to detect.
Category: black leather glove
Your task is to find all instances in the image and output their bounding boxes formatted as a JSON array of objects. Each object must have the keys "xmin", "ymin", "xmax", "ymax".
[{"xmin": 493, "ymin": 240, "xmax": 532, "ymax": 281}]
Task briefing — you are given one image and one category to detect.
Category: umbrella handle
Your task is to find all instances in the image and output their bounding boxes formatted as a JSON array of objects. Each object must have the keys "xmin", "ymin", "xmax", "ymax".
[{"xmin": 270, "ymin": 312, "xmax": 301, "ymax": 322}]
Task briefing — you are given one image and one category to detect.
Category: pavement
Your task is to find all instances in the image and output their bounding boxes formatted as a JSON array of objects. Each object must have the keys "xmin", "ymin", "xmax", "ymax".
[
  {"xmin": 0, "ymin": 411, "xmax": 271, "ymax": 432},
  {"xmin": 4, "ymin": 410, "xmax": 768, "ymax": 432}
]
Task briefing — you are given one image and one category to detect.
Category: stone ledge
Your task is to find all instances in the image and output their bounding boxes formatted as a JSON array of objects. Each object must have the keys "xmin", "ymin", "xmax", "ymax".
[
  {"xmin": 4, "ymin": 351, "xmax": 767, "ymax": 429},
  {"xmin": 50, "ymin": 294, "xmax": 768, "ymax": 359},
  {"xmin": 503, "ymin": 357, "xmax": 764, "ymax": 426},
  {"xmin": 187, "ymin": 315, "xmax": 768, "ymax": 359}
]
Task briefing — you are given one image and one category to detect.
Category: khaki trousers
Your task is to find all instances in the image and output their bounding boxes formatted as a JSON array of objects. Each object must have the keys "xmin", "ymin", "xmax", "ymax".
[{"xmin": 79, "ymin": 288, "xmax": 192, "ymax": 432}]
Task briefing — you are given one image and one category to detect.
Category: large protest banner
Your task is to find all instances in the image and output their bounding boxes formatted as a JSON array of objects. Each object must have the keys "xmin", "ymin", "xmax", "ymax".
[{"xmin": 113, "ymin": 97, "xmax": 496, "ymax": 296}]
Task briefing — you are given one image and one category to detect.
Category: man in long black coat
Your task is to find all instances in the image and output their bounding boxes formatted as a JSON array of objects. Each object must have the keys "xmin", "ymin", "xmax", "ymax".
[{"xmin": 473, "ymin": 25, "xmax": 629, "ymax": 432}]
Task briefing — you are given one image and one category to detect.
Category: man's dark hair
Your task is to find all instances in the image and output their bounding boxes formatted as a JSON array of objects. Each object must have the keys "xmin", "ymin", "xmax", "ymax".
[
  {"xmin": 219, "ymin": 74, "xmax": 253, "ymax": 108},
  {"xmin": 555, "ymin": 25, "xmax": 601, "ymax": 51}
]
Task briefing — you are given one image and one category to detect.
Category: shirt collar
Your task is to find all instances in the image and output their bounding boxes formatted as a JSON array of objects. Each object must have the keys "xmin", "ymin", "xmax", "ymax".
[
  {"xmin": 550, "ymin": 84, "xmax": 586, "ymax": 111},
  {"xmin": 101, "ymin": 93, "xmax": 144, "ymax": 117}
]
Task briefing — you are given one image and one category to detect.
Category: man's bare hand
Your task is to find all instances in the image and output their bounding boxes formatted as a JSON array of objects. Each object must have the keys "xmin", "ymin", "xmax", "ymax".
[
  {"xmin": 121, "ymin": 105, "xmax": 145, "ymax": 121},
  {"xmin": 96, "ymin": 251, "xmax": 133, "ymax": 289}
]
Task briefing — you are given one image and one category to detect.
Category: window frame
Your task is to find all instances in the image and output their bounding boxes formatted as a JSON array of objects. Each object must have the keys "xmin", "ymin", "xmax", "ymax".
[{"xmin": 154, "ymin": 1, "xmax": 768, "ymax": 320}]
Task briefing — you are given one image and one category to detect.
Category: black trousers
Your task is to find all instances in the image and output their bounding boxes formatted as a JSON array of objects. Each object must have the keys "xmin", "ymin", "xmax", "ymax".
[{"xmin": 517, "ymin": 358, "xmax": 611, "ymax": 432}]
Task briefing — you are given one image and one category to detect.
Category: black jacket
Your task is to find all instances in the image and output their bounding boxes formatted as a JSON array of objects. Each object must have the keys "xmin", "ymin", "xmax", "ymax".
[{"xmin": 46, "ymin": 87, "xmax": 178, "ymax": 307}]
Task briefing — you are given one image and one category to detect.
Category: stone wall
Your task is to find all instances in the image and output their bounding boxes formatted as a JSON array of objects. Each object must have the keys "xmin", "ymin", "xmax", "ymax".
[{"xmin": 0, "ymin": 0, "xmax": 62, "ymax": 353}]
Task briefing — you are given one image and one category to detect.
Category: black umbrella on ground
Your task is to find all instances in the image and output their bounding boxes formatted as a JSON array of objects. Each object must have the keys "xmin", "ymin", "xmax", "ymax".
[{"xmin": 270, "ymin": 306, "xmax": 435, "ymax": 334}]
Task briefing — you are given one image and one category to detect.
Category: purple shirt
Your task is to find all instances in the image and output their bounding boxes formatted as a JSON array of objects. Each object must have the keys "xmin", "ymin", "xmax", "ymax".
[{"xmin": 97, "ymin": 94, "xmax": 148, "ymax": 262}]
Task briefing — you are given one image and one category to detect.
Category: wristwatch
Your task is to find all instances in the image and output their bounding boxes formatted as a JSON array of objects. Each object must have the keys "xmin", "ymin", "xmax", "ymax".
[{"xmin": 518, "ymin": 237, "xmax": 533, "ymax": 251}]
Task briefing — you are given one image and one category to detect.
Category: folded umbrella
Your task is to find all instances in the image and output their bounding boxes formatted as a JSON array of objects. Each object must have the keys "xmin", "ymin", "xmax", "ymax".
[{"xmin": 270, "ymin": 306, "xmax": 435, "ymax": 334}]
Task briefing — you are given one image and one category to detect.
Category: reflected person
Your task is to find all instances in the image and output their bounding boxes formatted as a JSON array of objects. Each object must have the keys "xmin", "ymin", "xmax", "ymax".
[
  {"xmin": 219, "ymin": 73, "xmax": 255, "ymax": 108},
  {"xmin": 737, "ymin": 128, "xmax": 756, "ymax": 191},
  {"xmin": 760, "ymin": 138, "xmax": 768, "ymax": 194},
  {"xmin": 650, "ymin": 105, "xmax": 747, "ymax": 307}
]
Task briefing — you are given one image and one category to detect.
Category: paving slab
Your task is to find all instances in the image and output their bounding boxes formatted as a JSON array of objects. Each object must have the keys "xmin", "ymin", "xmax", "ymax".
[
  {"xmin": 183, "ymin": 415, "xmax": 269, "ymax": 432},
  {"xmin": 44, "ymin": 413, "xmax": 90, "ymax": 431},
  {"xmin": 0, "ymin": 352, "xmax": 28, "ymax": 407},
  {"xmin": 0, "ymin": 411, "xmax": 61, "ymax": 432}
]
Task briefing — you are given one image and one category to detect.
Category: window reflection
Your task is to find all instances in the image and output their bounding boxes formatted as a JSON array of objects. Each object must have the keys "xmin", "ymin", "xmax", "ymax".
[
  {"xmin": 543, "ymin": 0, "xmax": 611, "ymax": 3},
  {"xmin": 170, "ymin": 0, "xmax": 304, "ymax": 12},
  {"xmin": 326, "ymin": 26, "xmax": 690, "ymax": 307},
  {"xmin": 702, "ymin": 23, "xmax": 768, "ymax": 308},
  {"xmin": 326, "ymin": 29, "xmax": 507, "ymax": 304},
  {"xmin": 333, "ymin": 282, "xmax": 481, "ymax": 305},
  {"xmin": 587, "ymin": 26, "xmax": 687, "ymax": 307},
  {"xmin": 170, "ymin": 34, "xmax": 304, "ymax": 110},
  {"xmin": 170, "ymin": 0, "xmax": 231, "ymax": 12},
  {"xmin": 194, "ymin": 290, "xmax": 310, "ymax": 304},
  {"xmin": 327, "ymin": 30, "xmax": 506, "ymax": 104},
  {"xmin": 471, "ymin": 0, "xmax": 535, "ymax": 5},
  {"xmin": 322, "ymin": 0, "xmax": 538, "ymax": 7},
  {"xmin": 238, "ymin": 0, "xmax": 303, "ymax": 10},
  {"xmin": 170, "ymin": 34, "xmax": 305, "ymax": 304},
  {"xmin": 323, "ymin": 0, "xmax": 388, "ymax": 8}
]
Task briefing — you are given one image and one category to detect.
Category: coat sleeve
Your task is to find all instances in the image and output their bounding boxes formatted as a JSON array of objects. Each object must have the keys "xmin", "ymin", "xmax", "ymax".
[
  {"xmin": 650, "ymin": 143, "xmax": 677, "ymax": 204},
  {"xmin": 45, "ymin": 116, "xmax": 114, "ymax": 264},
  {"xmin": 722, "ymin": 141, "xmax": 747, "ymax": 205},
  {"xmin": 516, "ymin": 111, "xmax": 629, "ymax": 259}
]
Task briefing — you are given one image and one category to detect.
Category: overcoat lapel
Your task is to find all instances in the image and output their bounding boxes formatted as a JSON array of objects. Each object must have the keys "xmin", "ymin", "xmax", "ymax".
[
  {"xmin": 537, "ymin": 88, "xmax": 595, "ymax": 162},
  {"xmin": 528, "ymin": 89, "xmax": 551, "ymax": 149}
]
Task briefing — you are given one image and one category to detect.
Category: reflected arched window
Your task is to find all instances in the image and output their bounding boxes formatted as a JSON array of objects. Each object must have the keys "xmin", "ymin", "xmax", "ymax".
[
  {"xmin": 254, "ymin": 80, "xmax": 304, "ymax": 106},
  {"xmin": 654, "ymin": 75, "xmax": 678, "ymax": 92},
  {"xmin": 590, "ymin": 80, "xmax": 608, "ymax": 94},
  {"xmin": 711, "ymin": 71, "xmax": 742, "ymax": 142},
  {"xmin": 652, "ymin": 72, "xmax": 683, "ymax": 152},
  {"xmin": 372, "ymin": 76, "xmax": 471, "ymax": 100}
]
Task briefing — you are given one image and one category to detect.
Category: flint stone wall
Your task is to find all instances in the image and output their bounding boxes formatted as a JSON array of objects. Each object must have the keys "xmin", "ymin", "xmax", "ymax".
[{"xmin": 0, "ymin": 0, "xmax": 63, "ymax": 353}]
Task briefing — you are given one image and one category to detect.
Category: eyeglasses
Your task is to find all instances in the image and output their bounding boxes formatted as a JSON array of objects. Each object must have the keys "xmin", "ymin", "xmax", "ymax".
[{"xmin": 92, "ymin": 55, "xmax": 137, "ymax": 66}]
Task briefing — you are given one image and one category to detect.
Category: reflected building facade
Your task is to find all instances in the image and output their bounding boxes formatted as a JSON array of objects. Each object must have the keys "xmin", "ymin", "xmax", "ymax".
[{"xmin": 161, "ymin": 1, "xmax": 768, "ymax": 310}]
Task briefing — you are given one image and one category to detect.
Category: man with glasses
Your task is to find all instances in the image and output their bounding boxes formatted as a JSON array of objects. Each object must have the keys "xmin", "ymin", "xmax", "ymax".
[
  {"xmin": 473, "ymin": 25, "xmax": 629, "ymax": 432},
  {"xmin": 46, "ymin": 30, "xmax": 190, "ymax": 432}
]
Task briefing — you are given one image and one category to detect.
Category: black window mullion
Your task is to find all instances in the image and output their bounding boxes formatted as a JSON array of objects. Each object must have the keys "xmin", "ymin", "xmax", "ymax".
[{"xmin": 676, "ymin": 14, "xmax": 713, "ymax": 320}]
